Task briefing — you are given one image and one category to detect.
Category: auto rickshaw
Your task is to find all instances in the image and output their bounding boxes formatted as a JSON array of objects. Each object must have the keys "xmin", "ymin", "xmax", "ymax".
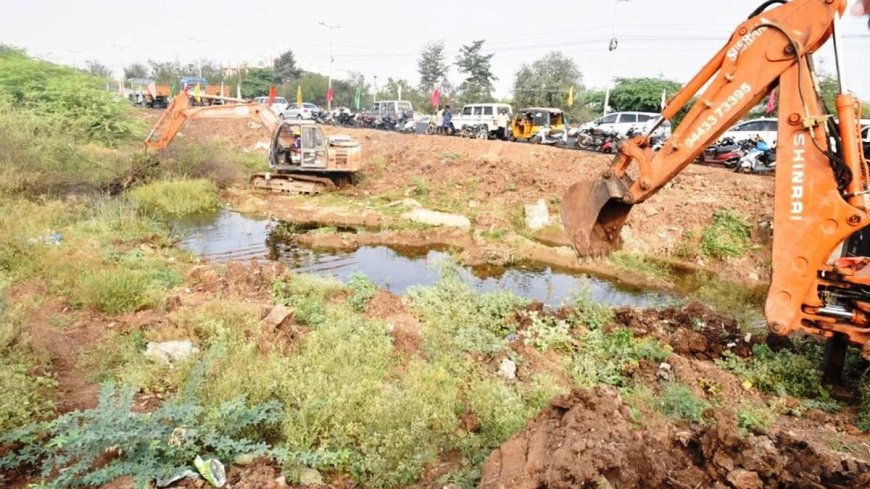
[{"xmin": 509, "ymin": 107, "xmax": 567, "ymax": 145}]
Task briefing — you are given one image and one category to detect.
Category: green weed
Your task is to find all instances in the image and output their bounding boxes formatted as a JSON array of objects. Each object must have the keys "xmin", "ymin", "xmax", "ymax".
[
  {"xmin": 71, "ymin": 267, "xmax": 163, "ymax": 314},
  {"xmin": 718, "ymin": 343, "xmax": 831, "ymax": 400},
  {"xmin": 522, "ymin": 311, "xmax": 574, "ymax": 352},
  {"xmin": 411, "ymin": 177, "xmax": 430, "ymax": 197},
  {"xmin": 347, "ymin": 273, "xmax": 378, "ymax": 312},
  {"xmin": 573, "ymin": 285, "xmax": 615, "ymax": 330},
  {"xmin": 611, "ymin": 251, "xmax": 671, "ymax": 279},
  {"xmin": 272, "ymin": 274, "xmax": 345, "ymax": 326},
  {"xmin": 735, "ymin": 400, "xmax": 776, "ymax": 435},
  {"xmin": 128, "ymin": 178, "xmax": 220, "ymax": 216},
  {"xmin": 571, "ymin": 328, "xmax": 670, "ymax": 387},
  {"xmin": 658, "ymin": 383, "xmax": 709, "ymax": 423},
  {"xmin": 701, "ymin": 209, "xmax": 752, "ymax": 259},
  {"xmin": 0, "ymin": 319, "xmax": 56, "ymax": 432},
  {"xmin": 441, "ymin": 151, "xmax": 462, "ymax": 160}
]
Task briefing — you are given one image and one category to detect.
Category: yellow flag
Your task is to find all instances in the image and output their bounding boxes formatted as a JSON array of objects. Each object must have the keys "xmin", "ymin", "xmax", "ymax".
[
  {"xmin": 296, "ymin": 85, "xmax": 303, "ymax": 108},
  {"xmin": 193, "ymin": 83, "xmax": 202, "ymax": 103},
  {"xmin": 567, "ymin": 86, "xmax": 574, "ymax": 107}
]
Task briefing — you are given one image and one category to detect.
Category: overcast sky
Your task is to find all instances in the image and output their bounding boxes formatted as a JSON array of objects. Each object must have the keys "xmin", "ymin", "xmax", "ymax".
[{"xmin": 2, "ymin": 0, "xmax": 869, "ymax": 98}]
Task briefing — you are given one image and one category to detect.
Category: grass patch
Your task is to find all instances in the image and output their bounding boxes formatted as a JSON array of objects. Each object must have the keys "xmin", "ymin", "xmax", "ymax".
[
  {"xmin": 736, "ymin": 400, "xmax": 776, "ymax": 435},
  {"xmin": 72, "ymin": 267, "xmax": 163, "ymax": 314},
  {"xmin": 718, "ymin": 343, "xmax": 832, "ymax": 400},
  {"xmin": 571, "ymin": 328, "xmax": 670, "ymax": 387},
  {"xmin": 658, "ymin": 383, "xmax": 709, "ymax": 423},
  {"xmin": 411, "ymin": 176, "xmax": 430, "ymax": 197},
  {"xmin": 610, "ymin": 251, "xmax": 671, "ymax": 280},
  {"xmin": 441, "ymin": 151, "xmax": 461, "ymax": 160},
  {"xmin": 701, "ymin": 209, "xmax": 751, "ymax": 259},
  {"xmin": 127, "ymin": 178, "xmax": 219, "ymax": 216},
  {"xmin": 347, "ymin": 273, "xmax": 377, "ymax": 312},
  {"xmin": 0, "ymin": 313, "xmax": 56, "ymax": 432},
  {"xmin": 272, "ymin": 274, "xmax": 345, "ymax": 327}
]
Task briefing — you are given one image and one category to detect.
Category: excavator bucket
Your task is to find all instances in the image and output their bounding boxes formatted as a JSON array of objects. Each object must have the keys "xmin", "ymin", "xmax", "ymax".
[{"xmin": 561, "ymin": 176, "xmax": 634, "ymax": 257}]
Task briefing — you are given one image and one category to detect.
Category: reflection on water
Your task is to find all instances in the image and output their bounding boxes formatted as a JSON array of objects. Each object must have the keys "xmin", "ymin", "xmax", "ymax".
[{"xmin": 177, "ymin": 209, "xmax": 675, "ymax": 307}]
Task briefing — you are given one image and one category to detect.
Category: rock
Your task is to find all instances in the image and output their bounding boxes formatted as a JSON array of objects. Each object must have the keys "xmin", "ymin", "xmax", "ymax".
[
  {"xmin": 298, "ymin": 468, "xmax": 324, "ymax": 486},
  {"xmin": 145, "ymin": 340, "xmax": 198, "ymax": 364},
  {"xmin": 657, "ymin": 362, "xmax": 673, "ymax": 382},
  {"xmin": 274, "ymin": 476, "xmax": 288, "ymax": 488},
  {"xmin": 748, "ymin": 272, "xmax": 760, "ymax": 281},
  {"xmin": 726, "ymin": 469, "xmax": 763, "ymax": 489},
  {"xmin": 499, "ymin": 358, "xmax": 517, "ymax": 380},
  {"xmin": 263, "ymin": 304, "xmax": 293, "ymax": 327},
  {"xmin": 139, "ymin": 243, "xmax": 155, "ymax": 254},
  {"xmin": 523, "ymin": 199, "xmax": 550, "ymax": 231},
  {"xmin": 233, "ymin": 452, "xmax": 256, "ymax": 466},
  {"xmin": 401, "ymin": 208, "xmax": 471, "ymax": 228}
]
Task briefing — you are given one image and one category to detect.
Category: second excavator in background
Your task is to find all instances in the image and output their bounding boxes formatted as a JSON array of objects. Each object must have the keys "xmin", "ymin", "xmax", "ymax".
[
  {"xmin": 145, "ymin": 94, "xmax": 362, "ymax": 194},
  {"xmin": 562, "ymin": 0, "xmax": 869, "ymax": 379}
]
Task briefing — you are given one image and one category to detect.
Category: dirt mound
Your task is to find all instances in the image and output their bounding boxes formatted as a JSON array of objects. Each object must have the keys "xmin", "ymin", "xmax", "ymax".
[
  {"xmin": 480, "ymin": 387, "xmax": 870, "ymax": 489},
  {"xmin": 614, "ymin": 301, "xmax": 756, "ymax": 359}
]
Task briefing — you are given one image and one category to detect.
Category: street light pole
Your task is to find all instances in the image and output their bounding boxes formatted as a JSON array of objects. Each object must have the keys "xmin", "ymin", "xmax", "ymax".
[
  {"xmin": 603, "ymin": 0, "xmax": 630, "ymax": 116},
  {"xmin": 318, "ymin": 21, "xmax": 341, "ymax": 112},
  {"xmin": 187, "ymin": 37, "xmax": 209, "ymax": 79}
]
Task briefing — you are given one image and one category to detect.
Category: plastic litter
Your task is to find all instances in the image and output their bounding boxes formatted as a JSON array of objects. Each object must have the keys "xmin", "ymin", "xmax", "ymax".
[{"xmin": 195, "ymin": 455, "xmax": 227, "ymax": 487}]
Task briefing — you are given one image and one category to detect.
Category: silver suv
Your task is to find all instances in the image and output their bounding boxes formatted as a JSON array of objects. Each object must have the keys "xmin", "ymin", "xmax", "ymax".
[{"xmin": 281, "ymin": 102, "xmax": 322, "ymax": 120}]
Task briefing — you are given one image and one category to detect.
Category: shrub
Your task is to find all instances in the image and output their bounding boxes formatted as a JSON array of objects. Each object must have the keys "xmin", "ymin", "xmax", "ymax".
[
  {"xmin": 159, "ymin": 142, "xmax": 267, "ymax": 188},
  {"xmin": 347, "ymin": 272, "xmax": 377, "ymax": 312},
  {"xmin": 408, "ymin": 268, "xmax": 527, "ymax": 357},
  {"xmin": 571, "ymin": 328, "xmax": 670, "ymax": 387},
  {"xmin": 573, "ymin": 284, "xmax": 615, "ymax": 330},
  {"xmin": 0, "ymin": 382, "xmax": 282, "ymax": 489},
  {"xmin": 522, "ymin": 311, "xmax": 573, "ymax": 352},
  {"xmin": 717, "ymin": 343, "xmax": 831, "ymax": 399},
  {"xmin": 0, "ymin": 320, "xmax": 56, "ymax": 432},
  {"xmin": 736, "ymin": 400, "xmax": 776, "ymax": 435},
  {"xmin": 701, "ymin": 209, "xmax": 752, "ymax": 259},
  {"xmin": 127, "ymin": 178, "xmax": 220, "ymax": 216},
  {"xmin": 658, "ymin": 383, "xmax": 709, "ymax": 423},
  {"xmin": 70, "ymin": 267, "xmax": 163, "ymax": 314},
  {"xmin": 272, "ymin": 274, "xmax": 345, "ymax": 327}
]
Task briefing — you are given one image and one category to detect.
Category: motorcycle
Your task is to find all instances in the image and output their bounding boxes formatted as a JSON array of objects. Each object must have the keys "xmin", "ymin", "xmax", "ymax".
[
  {"xmin": 396, "ymin": 115, "xmax": 417, "ymax": 134},
  {"xmin": 457, "ymin": 124, "xmax": 488, "ymax": 139},
  {"xmin": 698, "ymin": 137, "xmax": 746, "ymax": 167},
  {"xmin": 575, "ymin": 127, "xmax": 618, "ymax": 153},
  {"xmin": 735, "ymin": 142, "xmax": 776, "ymax": 174},
  {"xmin": 355, "ymin": 114, "xmax": 377, "ymax": 129},
  {"xmin": 334, "ymin": 109, "xmax": 356, "ymax": 126}
]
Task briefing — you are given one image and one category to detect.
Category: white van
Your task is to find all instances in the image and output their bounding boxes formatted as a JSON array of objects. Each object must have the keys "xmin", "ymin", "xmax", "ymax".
[
  {"xmin": 367, "ymin": 100, "xmax": 414, "ymax": 120},
  {"xmin": 579, "ymin": 111, "xmax": 667, "ymax": 138},
  {"xmin": 451, "ymin": 103, "xmax": 513, "ymax": 136},
  {"xmin": 253, "ymin": 96, "xmax": 289, "ymax": 115}
]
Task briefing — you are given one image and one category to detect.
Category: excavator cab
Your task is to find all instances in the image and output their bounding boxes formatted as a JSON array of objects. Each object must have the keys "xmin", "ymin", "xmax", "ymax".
[{"xmin": 270, "ymin": 121, "xmax": 327, "ymax": 170}]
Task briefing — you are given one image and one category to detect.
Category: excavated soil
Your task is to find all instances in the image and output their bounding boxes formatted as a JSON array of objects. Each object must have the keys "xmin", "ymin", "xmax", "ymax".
[
  {"xmin": 166, "ymin": 113, "xmax": 774, "ymax": 283},
  {"xmin": 479, "ymin": 387, "xmax": 870, "ymax": 489}
]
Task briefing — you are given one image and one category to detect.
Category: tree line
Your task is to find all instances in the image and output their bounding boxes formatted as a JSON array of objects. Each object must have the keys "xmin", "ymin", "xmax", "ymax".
[{"xmin": 84, "ymin": 41, "xmax": 865, "ymax": 123}]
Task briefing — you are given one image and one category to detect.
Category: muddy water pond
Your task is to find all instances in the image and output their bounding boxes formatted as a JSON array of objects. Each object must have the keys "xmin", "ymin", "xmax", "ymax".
[{"xmin": 176, "ymin": 209, "xmax": 677, "ymax": 308}]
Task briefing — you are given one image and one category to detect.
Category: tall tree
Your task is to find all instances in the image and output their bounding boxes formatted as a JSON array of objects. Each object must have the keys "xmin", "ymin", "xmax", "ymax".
[
  {"xmin": 85, "ymin": 60, "xmax": 113, "ymax": 79},
  {"xmin": 240, "ymin": 68, "xmax": 274, "ymax": 98},
  {"xmin": 148, "ymin": 60, "xmax": 180, "ymax": 85},
  {"xmin": 606, "ymin": 76, "xmax": 682, "ymax": 113},
  {"xmin": 417, "ymin": 41, "xmax": 448, "ymax": 93},
  {"xmin": 455, "ymin": 40, "xmax": 496, "ymax": 103},
  {"xmin": 274, "ymin": 49, "xmax": 302, "ymax": 84},
  {"xmin": 123, "ymin": 63, "xmax": 149, "ymax": 80},
  {"xmin": 512, "ymin": 51, "xmax": 583, "ymax": 113}
]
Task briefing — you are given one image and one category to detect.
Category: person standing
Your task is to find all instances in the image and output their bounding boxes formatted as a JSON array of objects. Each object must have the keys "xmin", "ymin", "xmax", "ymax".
[
  {"xmin": 496, "ymin": 109, "xmax": 510, "ymax": 141},
  {"xmin": 435, "ymin": 106, "xmax": 444, "ymax": 135},
  {"xmin": 443, "ymin": 105, "xmax": 453, "ymax": 135}
]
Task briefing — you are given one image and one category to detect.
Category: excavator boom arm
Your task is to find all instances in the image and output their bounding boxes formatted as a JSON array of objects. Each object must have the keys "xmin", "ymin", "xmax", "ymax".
[
  {"xmin": 563, "ymin": 0, "xmax": 870, "ymax": 350},
  {"xmin": 144, "ymin": 94, "xmax": 279, "ymax": 151}
]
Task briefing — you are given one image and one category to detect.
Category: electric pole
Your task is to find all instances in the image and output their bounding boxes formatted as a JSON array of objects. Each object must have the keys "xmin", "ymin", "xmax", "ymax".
[
  {"xmin": 187, "ymin": 37, "xmax": 209, "ymax": 79},
  {"xmin": 318, "ymin": 21, "xmax": 341, "ymax": 111},
  {"xmin": 603, "ymin": 0, "xmax": 630, "ymax": 116}
]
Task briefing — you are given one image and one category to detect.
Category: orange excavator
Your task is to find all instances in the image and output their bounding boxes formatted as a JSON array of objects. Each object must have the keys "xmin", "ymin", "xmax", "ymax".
[
  {"xmin": 145, "ymin": 94, "xmax": 362, "ymax": 194},
  {"xmin": 562, "ymin": 0, "xmax": 868, "ymax": 377}
]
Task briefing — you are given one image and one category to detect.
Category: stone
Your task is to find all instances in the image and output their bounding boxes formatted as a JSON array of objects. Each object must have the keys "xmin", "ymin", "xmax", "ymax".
[
  {"xmin": 726, "ymin": 469, "xmax": 763, "ymax": 489},
  {"xmin": 523, "ymin": 199, "xmax": 550, "ymax": 231},
  {"xmin": 748, "ymin": 272, "xmax": 760, "ymax": 281},
  {"xmin": 145, "ymin": 340, "xmax": 198, "ymax": 364},
  {"xmin": 401, "ymin": 208, "xmax": 471, "ymax": 228},
  {"xmin": 499, "ymin": 358, "xmax": 517, "ymax": 380},
  {"xmin": 274, "ymin": 475, "xmax": 289, "ymax": 488},
  {"xmin": 657, "ymin": 362, "xmax": 674, "ymax": 382},
  {"xmin": 298, "ymin": 468, "xmax": 324, "ymax": 486},
  {"xmin": 263, "ymin": 304, "xmax": 293, "ymax": 327},
  {"xmin": 233, "ymin": 453, "xmax": 256, "ymax": 466}
]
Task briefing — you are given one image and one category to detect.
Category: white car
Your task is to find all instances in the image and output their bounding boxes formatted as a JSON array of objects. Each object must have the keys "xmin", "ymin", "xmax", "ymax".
[
  {"xmin": 451, "ymin": 103, "xmax": 513, "ymax": 136},
  {"xmin": 253, "ymin": 96, "xmax": 289, "ymax": 115},
  {"xmin": 720, "ymin": 118, "xmax": 778, "ymax": 145},
  {"xmin": 578, "ymin": 111, "xmax": 669, "ymax": 138},
  {"xmin": 281, "ymin": 102, "xmax": 322, "ymax": 120}
]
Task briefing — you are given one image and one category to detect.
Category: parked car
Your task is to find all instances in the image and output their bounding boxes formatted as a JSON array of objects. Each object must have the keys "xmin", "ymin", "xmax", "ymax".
[
  {"xmin": 365, "ymin": 100, "xmax": 414, "ymax": 121},
  {"xmin": 578, "ymin": 111, "xmax": 668, "ymax": 138},
  {"xmin": 253, "ymin": 96, "xmax": 289, "ymax": 114},
  {"xmin": 281, "ymin": 102, "xmax": 322, "ymax": 120},
  {"xmin": 451, "ymin": 103, "xmax": 513, "ymax": 137},
  {"xmin": 720, "ymin": 118, "xmax": 778, "ymax": 146}
]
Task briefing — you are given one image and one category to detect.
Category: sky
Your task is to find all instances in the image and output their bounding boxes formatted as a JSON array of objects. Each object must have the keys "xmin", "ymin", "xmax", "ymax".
[{"xmin": 2, "ymin": 0, "xmax": 869, "ymax": 99}]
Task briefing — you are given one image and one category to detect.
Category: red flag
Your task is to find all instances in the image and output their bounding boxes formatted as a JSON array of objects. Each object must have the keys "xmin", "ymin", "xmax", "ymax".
[
  {"xmin": 431, "ymin": 88, "xmax": 440, "ymax": 109},
  {"xmin": 765, "ymin": 88, "xmax": 776, "ymax": 114},
  {"xmin": 326, "ymin": 87, "xmax": 334, "ymax": 103},
  {"xmin": 267, "ymin": 85, "xmax": 277, "ymax": 107}
]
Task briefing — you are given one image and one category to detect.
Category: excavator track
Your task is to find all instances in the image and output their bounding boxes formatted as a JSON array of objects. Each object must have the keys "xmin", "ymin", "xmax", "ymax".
[{"xmin": 250, "ymin": 172, "xmax": 338, "ymax": 195}]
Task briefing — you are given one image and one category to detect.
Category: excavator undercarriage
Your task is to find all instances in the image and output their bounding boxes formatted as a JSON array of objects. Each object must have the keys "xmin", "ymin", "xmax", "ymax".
[{"xmin": 562, "ymin": 0, "xmax": 870, "ymax": 375}]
